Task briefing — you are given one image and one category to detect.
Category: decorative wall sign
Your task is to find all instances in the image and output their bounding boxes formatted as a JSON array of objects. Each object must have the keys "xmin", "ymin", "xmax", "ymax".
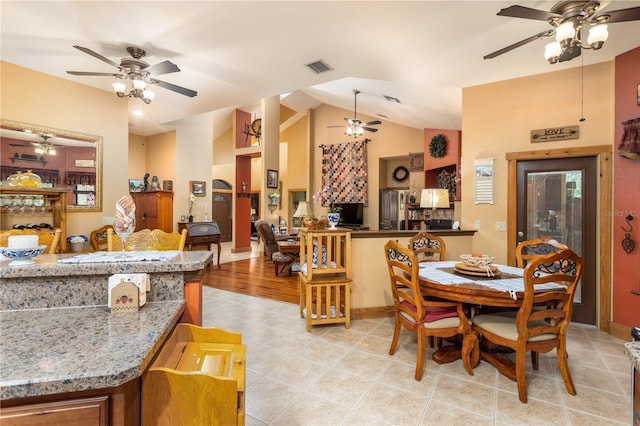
[
  {"xmin": 409, "ymin": 152, "xmax": 424, "ymax": 172},
  {"xmin": 530, "ymin": 126, "xmax": 579, "ymax": 143},
  {"xmin": 75, "ymin": 159, "xmax": 95, "ymax": 167}
]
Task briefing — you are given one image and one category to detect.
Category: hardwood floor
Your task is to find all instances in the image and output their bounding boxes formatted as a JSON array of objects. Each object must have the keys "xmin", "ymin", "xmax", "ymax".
[{"xmin": 201, "ymin": 257, "xmax": 300, "ymax": 304}]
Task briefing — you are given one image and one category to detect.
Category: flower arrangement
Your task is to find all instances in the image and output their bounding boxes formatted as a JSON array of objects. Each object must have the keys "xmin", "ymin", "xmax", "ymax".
[
  {"xmin": 267, "ymin": 191, "xmax": 280, "ymax": 199},
  {"xmin": 313, "ymin": 186, "xmax": 342, "ymax": 213},
  {"xmin": 188, "ymin": 192, "xmax": 196, "ymax": 216},
  {"xmin": 67, "ymin": 235, "xmax": 88, "ymax": 244}
]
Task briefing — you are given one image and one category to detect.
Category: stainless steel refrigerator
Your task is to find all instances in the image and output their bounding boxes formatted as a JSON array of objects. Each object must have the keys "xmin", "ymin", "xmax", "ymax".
[{"xmin": 380, "ymin": 189, "xmax": 406, "ymax": 230}]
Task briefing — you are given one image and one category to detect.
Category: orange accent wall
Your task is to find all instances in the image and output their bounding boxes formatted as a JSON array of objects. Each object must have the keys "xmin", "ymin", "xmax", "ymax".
[
  {"xmin": 235, "ymin": 110, "xmax": 251, "ymax": 149},
  {"xmin": 235, "ymin": 156, "xmax": 251, "ymax": 249},
  {"xmin": 613, "ymin": 47, "xmax": 640, "ymax": 328},
  {"xmin": 423, "ymin": 129, "xmax": 461, "ymax": 169}
]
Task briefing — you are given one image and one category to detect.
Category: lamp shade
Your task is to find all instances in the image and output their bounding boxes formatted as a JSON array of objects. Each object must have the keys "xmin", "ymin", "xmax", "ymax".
[
  {"xmin": 420, "ymin": 188, "xmax": 450, "ymax": 209},
  {"xmin": 293, "ymin": 201, "xmax": 313, "ymax": 217}
]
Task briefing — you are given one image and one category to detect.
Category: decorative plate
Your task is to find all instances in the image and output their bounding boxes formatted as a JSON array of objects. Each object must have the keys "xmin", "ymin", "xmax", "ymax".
[{"xmin": 0, "ymin": 245, "xmax": 46, "ymax": 266}]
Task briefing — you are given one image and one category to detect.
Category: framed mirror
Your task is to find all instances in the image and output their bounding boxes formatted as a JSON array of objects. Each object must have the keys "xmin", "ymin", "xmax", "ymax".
[{"xmin": 0, "ymin": 119, "xmax": 103, "ymax": 212}]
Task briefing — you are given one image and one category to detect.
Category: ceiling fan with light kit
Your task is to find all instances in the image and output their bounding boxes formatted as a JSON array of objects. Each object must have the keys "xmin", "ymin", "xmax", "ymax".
[
  {"xmin": 329, "ymin": 89, "xmax": 381, "ymax": 137},
  {"xmin": 9, "ymin": 134, "xmax": 62, "ymax": 156},
  {"xmin": 484, "ymin": 1, "xmax": 640, "ymax": 64},
  {"xmin": 66, "ymin": 45, "xmax": 197, "ymax": 103}
]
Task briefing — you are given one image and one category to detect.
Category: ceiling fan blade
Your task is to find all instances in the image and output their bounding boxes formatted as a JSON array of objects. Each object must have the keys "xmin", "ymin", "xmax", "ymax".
[
  {"xmin": 72, "ymin": 45, "xmax": 120, "ymax": 68},
  {"xmin": 150, "ymin": 79, "xmax": 198, "ymax": 97},
  {"xmin": 497, "ymin": 5, "xmax": 561, "ymax": 21},
  {"xmin": 147, "ymin": 60, "xmax": 181, "ymax": 76},
  {"xmin": 344, "ymin": 118, "xmax": 354, "ymax": 125},
  {"xmin": 483, "ymin": 29, "xmax": 554, "ymax": 59},
  {"xmin": 66, "ymin": 71, "xmax": 121, "ymax": 76},
  {"xmin": 364, "ymin": 120, "xmax": 381, "ymax": 126},
  {"xmin": 592, "ymin": 6, "xmax": 640, "ymax": 23},
  {"xmin": 362, "ymin": 127, "xmax": 378, "ymax": 133},
  {"xmin": 327, "ymin": 125, "xmax": 344, "ymax": 128}
]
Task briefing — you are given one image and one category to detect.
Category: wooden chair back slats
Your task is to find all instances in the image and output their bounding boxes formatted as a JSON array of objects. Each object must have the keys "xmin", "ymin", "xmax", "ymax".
[
  {"xmin": 515, "ymin": 236, "xmax": 569, "ymax": 268},
  {"xmin": 107, "ymin": 228, "xmax": 187, "ymax": 251},
  {"xmin": 408, "ymin": 232, "xmax": 446, "ymax": 262},
  {"xmin": 0, "ymin": 228, "xmax": 62, "ymax": 254},
  {"xmin": 90, "ymin": 225, "xmax": 113, "ymax": 251},
  {"xmin": 298, "ymin": 229, "xmax": 351, "ymax": 281}
]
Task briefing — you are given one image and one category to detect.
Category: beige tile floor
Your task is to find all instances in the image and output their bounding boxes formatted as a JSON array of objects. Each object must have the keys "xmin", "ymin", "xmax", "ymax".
[{"xmin": 204, "ymin": 243, "xmax": 632, "ymax": 425}]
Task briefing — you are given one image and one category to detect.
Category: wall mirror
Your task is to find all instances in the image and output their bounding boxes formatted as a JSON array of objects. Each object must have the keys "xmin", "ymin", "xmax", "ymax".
[{"xmin": 0, "ymin": 119, "xmax": 103, "ymax": 212}]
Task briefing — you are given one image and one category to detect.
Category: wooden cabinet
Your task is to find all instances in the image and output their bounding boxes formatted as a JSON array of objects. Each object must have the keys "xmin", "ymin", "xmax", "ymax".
[
  {"xmin": 142, "ymin": 324, "xmax": 245, "ymax": 426},
  {"xmin": 1, "ymin": 396, "xmax": 108, "ymax": 426},
  {"xmin": 424, "ymin": 129, "xmax": 461, "ymax": 201},
  {"xmin": 0, "ymin": 187, "xmax": 69, "ymax": 252},
  {"xmin": 130, "ymin": 190, "xmax": 173, "ymax": 232}
]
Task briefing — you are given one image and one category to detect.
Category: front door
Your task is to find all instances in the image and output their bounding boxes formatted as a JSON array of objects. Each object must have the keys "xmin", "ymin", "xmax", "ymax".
[
  {"xmin": 212, "ymin": 191, "xmax": 232, "ymax": 242},
  {"xmin": 516, "ymin": 157, "xmax": 597, "ymax": 324}
]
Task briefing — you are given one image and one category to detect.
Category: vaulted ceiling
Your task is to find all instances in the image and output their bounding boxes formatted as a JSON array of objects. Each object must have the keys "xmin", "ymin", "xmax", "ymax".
[{"xmin": 2, "ymin": 1, "xmax": 639, "ymax": 135}]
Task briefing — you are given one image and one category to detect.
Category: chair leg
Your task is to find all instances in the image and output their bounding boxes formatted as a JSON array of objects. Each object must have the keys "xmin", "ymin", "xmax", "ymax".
[
  {"xmin": 531, "ymin": 351, "xmax": 539, "ymax": 370},
  {"xmin": 515, "ymin": 349, "xmax": 528, "ymax": 403},
  {"xmin": 428, "ymin": 336, "xmax": 435, "ymax": 348},
  {"xmin": 461, "ymin": 332, "xmax": 479, "ymax": 375},
  {"xmin": 415, "ymin": 330, "xmax": 425, "ymax": 381},
  {"xmin": 556, "ymin": 342, "xmax": 576, "ymax": 396},
  {"xmin": 389, "ymin": 315, "xmax": 401, "ymax": 356}
]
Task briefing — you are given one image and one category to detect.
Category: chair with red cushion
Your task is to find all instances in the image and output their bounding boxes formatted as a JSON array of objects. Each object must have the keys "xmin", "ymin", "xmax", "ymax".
[{"xmin": 384, "ymin": 239, "xmax": 477, "ymax": 380}]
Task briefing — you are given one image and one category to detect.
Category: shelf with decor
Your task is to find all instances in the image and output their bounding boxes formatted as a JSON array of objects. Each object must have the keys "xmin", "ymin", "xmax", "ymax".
[{"xmin": 424, "ymin": 130, "xmax": 461, "ymax": 202}]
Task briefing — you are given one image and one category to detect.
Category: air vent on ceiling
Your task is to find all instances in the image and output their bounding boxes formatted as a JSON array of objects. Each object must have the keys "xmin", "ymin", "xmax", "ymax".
[
  {"xmin": 384, "ymin": 95, "xmax": 401, "ymax": 103},
  {"xmin": 377, "ymin": 113, "xmax": 389, "ymax": 119},
  {"xmin": 306, "ymin": 60, "xmax": 333, "ymax": 74}
]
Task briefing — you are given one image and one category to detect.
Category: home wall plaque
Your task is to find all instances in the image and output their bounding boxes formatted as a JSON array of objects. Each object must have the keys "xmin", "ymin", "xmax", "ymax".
[{"xmin": 530, "ymin": 126, "xmax": 579, "ymax": 143}]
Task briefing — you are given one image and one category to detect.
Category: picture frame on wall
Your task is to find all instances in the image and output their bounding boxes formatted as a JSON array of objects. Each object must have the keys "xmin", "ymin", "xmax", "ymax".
[
  {"xmin": 129, "ymin": 179, "xmax": 145, "ymax": 192},
  {"xmin": 267, "ymin": 169, "xmax": 278, "ymax": 188},
  {"xmin": 190, "ymin": 180, "xmax": 206, "ymax": 196},
  {"xmin": 162, "ymin": 180, "xmax": 173, "ymax": 191}
]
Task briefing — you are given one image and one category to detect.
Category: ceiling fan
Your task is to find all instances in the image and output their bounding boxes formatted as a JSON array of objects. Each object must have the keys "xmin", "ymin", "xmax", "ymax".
[
  {"xmin": 10, "ymin": 134, "xmax": 61, "ymax": 156},
  {"xmin": 66, "ymin": 45, "xmax": 197, "ymax": 100},
  {"xmin": 329, "ymin": 89, "xmax": 381, "ymax": 137},
  {"xmin": 484, "ymin": 1, "xmax": 640, "ymax": 63}
]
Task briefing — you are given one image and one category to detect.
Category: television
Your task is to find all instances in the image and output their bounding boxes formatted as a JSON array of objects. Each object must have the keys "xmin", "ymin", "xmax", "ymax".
[{"xmin": 336, "ymin": 203, "xmax": 364, "ymax": 226}]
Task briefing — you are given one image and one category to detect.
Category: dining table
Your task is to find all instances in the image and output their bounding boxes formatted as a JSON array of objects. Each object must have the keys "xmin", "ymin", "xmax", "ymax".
[{"xmin": 417, "ymin": 260, "xmax": 566, "ymax": 374}]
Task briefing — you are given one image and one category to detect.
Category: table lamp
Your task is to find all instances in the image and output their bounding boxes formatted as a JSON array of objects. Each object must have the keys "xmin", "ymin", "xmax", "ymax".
[
  {"xmin": 420, "ymin": 188, "xmax": 450, "ymax": 210},
  {"xmin": 293, "ymin": 201, "xmax": 313, "ymax": 219}
]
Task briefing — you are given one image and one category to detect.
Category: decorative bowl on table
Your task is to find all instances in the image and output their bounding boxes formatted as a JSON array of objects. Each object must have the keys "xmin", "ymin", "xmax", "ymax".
[
  {"xmin": 459, "ymin": 254, "xmax": 495, "ymax": 268},
  {"xmin": 0, "ymin": 245, "xmax": 46, "ymax": 266}
]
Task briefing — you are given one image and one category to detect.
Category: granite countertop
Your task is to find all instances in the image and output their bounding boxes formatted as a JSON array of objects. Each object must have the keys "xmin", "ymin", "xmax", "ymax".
[
  {"xmin": 0, "ymin": 301, "xmax": 184, "ymax": 400},
  {"xmin": 0, "ymin": 250, "xmax": 213, "ymax": 279},
  {"xmin": 624, "ymin": 341, "xmax": 640, "ymax": 371}
]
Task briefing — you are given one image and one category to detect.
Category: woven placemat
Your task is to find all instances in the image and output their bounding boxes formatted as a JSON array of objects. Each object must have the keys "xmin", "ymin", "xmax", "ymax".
[{"xmin": 439, "ymin": 267, "xmax": 521, "ymax": 281}]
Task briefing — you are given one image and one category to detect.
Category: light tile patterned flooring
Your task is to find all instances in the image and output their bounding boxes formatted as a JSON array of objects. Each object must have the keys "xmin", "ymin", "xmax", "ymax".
[{"xmin": 205, "ymin": 243, "xmax": 632, "ymax": 425}]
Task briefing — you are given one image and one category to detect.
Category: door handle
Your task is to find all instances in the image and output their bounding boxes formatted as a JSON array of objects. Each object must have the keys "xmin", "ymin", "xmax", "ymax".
[{"xmin": 517, "ymin": 231, "xmax": 524, "ymax": 237}]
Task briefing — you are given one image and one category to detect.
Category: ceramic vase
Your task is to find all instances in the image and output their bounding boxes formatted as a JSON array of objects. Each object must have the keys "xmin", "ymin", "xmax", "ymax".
[{"xmin": 327, "ymin": 213, "xmax": 340, "ymax": 230}]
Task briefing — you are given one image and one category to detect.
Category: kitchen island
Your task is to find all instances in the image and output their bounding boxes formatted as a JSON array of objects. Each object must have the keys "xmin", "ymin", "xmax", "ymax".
[
  {"xmin": 0, "ymin": 250, "xmax": 213, "ymax": 425},
  {"xmin": 626, "ymin": 341, "xmax": 640, "ymax": 425}
]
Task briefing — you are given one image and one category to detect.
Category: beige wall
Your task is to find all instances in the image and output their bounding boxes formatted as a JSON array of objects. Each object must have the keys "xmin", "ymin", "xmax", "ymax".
[
  {"xmin": 311, "ymin": 104, "xmax": 424, "ymax": 226},
  {"xmin": 462, "ymin": 62, "xmax": 614, "ymax": 264},
  {"xmin": 1, "ymin": 61, "xmax": 129, "ymax": 237},
  {"xmin": 128, "ymin": 133, "xmax": 146, "ymax": 178}
]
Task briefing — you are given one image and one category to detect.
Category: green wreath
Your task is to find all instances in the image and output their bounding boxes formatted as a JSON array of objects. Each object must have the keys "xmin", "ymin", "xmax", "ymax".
[{"xmin": 429, "ymin": 134, "xmax": 447, "ymax": 158}]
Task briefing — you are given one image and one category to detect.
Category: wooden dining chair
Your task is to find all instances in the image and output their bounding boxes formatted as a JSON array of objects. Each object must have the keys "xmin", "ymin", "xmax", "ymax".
[
  {"xmin": 515, "ymin": 236, "xmax": 568, "ymax": 267},
  {"xmin": 384, "ymin": 240, "xmax": 477, "ymax": 380},
  {"xmin": 90, "ymin": 225, "xmax": 113, "ymax": 251},
  {"xmin": 106, "ymin": 228, "xmax": 187, "ymax": 251},
  {"xmin": 408, "ymin": 232, "xmax": 446, "ymax": 262},
  {"xmin": 0, "ymin": 227, "xmax": 62, "ymax": 254},
  {"xmin": 471, "ymin": 249, "xmax": 583, "ymax": 403}
]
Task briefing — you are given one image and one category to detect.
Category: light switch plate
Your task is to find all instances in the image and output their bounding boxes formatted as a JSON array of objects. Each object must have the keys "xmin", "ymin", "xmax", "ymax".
[
  {"xmin": 474, "ymin": 220, "xmax": 481, "ymax": 229},
  {"xmin": 495, "ymin": 221, "xmax": 506, "ymax": 231}
]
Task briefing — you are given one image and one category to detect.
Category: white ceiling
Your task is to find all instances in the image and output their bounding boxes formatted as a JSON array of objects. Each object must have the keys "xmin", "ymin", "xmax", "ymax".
[{"xmin": 2, "ymin": 1, "xmax": 639, "ymax": 136}]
